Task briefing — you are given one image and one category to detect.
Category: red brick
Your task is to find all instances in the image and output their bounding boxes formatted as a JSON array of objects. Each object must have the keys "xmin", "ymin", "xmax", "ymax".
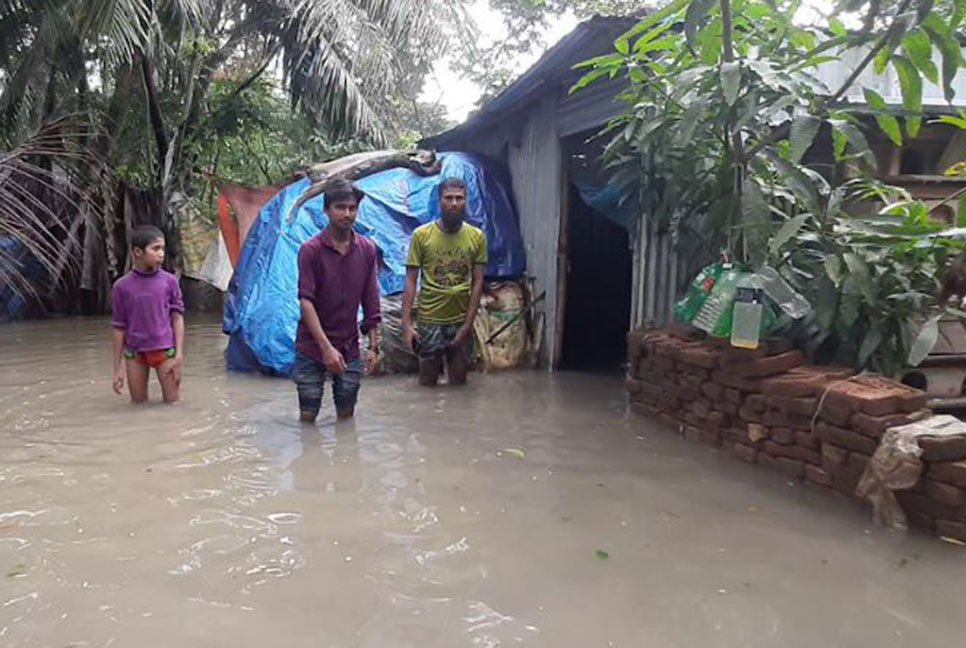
[
  {"xmin": 919, "ymin": 435, "xmax": 966, "ymax": 462},
  {"xmin": 737, "ymin": 405, "xmax": 763, "ymax": 423},
  {"xmin": 805, "ymin": 464, "xmax": 833, "ymax": 487},
  {"xmin": 925, "ymin": 480, "xmax": 965, "ymax": 508},
  {"xmin": 936, "ymin": 519, "xmax": 966, "ymax": 541},
  {"xmin": 701, "ymin": 382, "xmax": 724, "ymax": 400},
  {"xmin": 722, "ymin": 427, "xmax": 756, "ymax": 445},
  {"xmin": 816, "ymin": 398, "xmax": 853, "ymax": 427},
  {"xmin": 678, "ymin": 373, "xmax": 705, "ymax": 391},
  {"xmin": 764, "ymin": 440, "xmax": 822, "ymax": 465},
  {"xmin": 896, "ymin": 492, "xmax": 966, "ymax": 522},
  {"xmin": 711, "ymin": 370, "xmax": 762, "ymax": 391},
  {"xmin": 848, "ymin": 452, "xmax": 870, "ymax": 472},
  {"xmin": 747, "ymin": 423, "xmax": 769, "ymax": 443},
  {"xmin": 653, "ymin": 355, "xmax": 675, "ymax": 372},
  {"xmin": 821, "ymin": 443, "xmax": 849, "ymax": 465},
  {"xmin": 630, "ymin": 403, "xmax": 659, "ymax": 419},
  {"xmin": 700, "ymin": 428, "xmax": 722, "ymax": 448},
  {"xmin": 725, "ymin": 388, "xmax": 742, "ymax": 404},
  {"xmin": 627, "ymin": 331, "xmax": 648, "ymax": 361},
  {"xmin": 851, "ymin": 410, "xmax": 929, "ymax": 439},
  {"xmin": 816, "ymin": 422, "xmax": 879, "ymax": 454},
  {"xmin": 745, "ymin": 394, "xmax": 768, "ymax": 412},
  {"xmin": 678, "ymin": 346, "xmax": 721, "ymax": 370},
  {"xmin": 730, "ymin": 442, "xmax": 759, "ymax": 462},
  {"xmin": 767, "ymin": 395, "xmax": 818, "ymax": 417},
  {"xmin": 689, "ymin": 399, "xmax": 713, "ymax": 418},
  {"xmin": 715, "ymin": 400, "xmax": 740, "ymax": 416},
  {"xmin": 656, "ymin": 412, "xmax": 683, "ymax": 431},
  {"xmin": 795, "ymin": 429, "xmax": 820, "ymax": 450},
  {"xmin": 719, "ymin": 346, "xmax": 770, "ymax": 366},
  {"xmin": 899, "ymin": 390, "xmax": 928, "ymax": 413},
  {"xmin": 762, "ymin": 409, "xmax": 815, "ymax": 432},
  {"xmin": 824, "ymin": 375, "xmax": 913, "ymax": 417},
  {"xmin": 829, "ymin": 464, "xmax": 863, "ymax": 496},
  {"xmin": 732, "ymin": 350, "xmax": 804, "ymax": 378},
  {"xmin": 761, "ymin": 366, "xmax": 855, "ymax": 397},
  {"xmin": 759, "ymin": 454, "xmax": 805, "ymax": 478},
  {"xmin": 928, "ymin": 461, "xmax": 966, "ymax": 488},
  {"xmin": 771, "ymin": 427, "xmax": 796, "ymax": 444}
]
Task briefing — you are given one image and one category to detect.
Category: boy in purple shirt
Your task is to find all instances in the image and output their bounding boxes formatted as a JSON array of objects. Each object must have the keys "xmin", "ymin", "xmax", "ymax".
[
  {"xmin": 111, "ymin": 225, "xmax": 185, "ymax": 404},
  {"xmin": 294, "ymin": 179, "xmax": 382, "ymax": 422}
]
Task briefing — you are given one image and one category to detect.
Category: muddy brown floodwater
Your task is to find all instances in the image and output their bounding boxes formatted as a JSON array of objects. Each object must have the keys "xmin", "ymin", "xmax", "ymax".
[{"xmin": 1, "ymin": 318, "xmax": 965, "ymax": 647}]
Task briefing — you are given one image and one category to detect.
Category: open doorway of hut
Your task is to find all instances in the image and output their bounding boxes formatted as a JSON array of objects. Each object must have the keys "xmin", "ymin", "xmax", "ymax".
[{"xmin": 559, "ymin": 136, "xmax": 632, "ymax": 372}]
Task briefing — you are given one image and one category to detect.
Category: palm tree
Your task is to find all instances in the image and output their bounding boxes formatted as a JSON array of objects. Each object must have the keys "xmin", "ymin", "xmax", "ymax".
[{"xmin": 0, "ymin": 0, "xmax": 467, "ymax": 309}]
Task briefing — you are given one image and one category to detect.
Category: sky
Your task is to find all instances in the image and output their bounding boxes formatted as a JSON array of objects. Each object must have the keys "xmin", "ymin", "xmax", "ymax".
[{"xmin": 420, "ymin": 1, "xmax": 580, "ymax": 123}]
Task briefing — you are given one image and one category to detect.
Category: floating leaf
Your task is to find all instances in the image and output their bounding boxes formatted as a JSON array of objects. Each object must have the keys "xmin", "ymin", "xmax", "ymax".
[
  {"xmin": 596, "ymin": 550, "xmax": 610, "ymax": 559},
  {"xmin": 501, "ymin": 448, "xmax": 526, "ymax": 459},
  {"xmin": 908, "ymin": 313, "xmax": 942, "ymax": 366},
  {"xmin": 6, "ymin": 563, "xmax": 26, "ymax": 578}
]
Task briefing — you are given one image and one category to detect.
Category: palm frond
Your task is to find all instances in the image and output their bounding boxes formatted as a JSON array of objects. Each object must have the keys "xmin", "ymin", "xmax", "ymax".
[{"xmin": 0, "ymin": 115, "xmax": 111, "ymax": 305}]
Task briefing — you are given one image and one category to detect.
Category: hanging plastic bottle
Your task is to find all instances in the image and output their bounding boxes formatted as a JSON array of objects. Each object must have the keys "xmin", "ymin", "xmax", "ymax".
[
  {"xmin": 758, "ymin": 265, "xmax": 811, "ymax": 319},
  {"xmin": 731, "ymin": 274, "xmax": 765, "ymax": 349}
]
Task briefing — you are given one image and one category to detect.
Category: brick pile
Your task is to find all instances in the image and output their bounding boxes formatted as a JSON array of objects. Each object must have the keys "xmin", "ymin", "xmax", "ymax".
[{"xmin": 627, "ymin": 328, "xmax": 966, "ymax": 541}]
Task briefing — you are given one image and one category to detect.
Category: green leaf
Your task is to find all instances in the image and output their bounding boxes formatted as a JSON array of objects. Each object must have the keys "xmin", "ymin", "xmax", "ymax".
[
  {"xmin": 832, "ymin": 128, "xmax": 847, "ymax": 160},
  {"xmin": 916, "ymin": 0, "xmax": 936, "ymax": 22},
  {"xmin": 617, "ymin": 0, "xmax": 690, "ymax": 49},
  {"xmin": 825, "ymin": 255, "xmax": 844, "ymax": 286},
  {"xmin": 570, "ymin": 68, "xmax": 610, "ymax": 93},
  {"xmin": 616, "ymin": 38, "xmax": 629, "ymax": 56},
  {"xmin": 958, "ymin": 194, "xmax": 966, "ymax": 227},
  {"xmin": 859, "ymin": 325, "xmax": 884, "ymax": 367},
  {"xmin": 953, "ymin": 0, "xmax": 966, "ymax": 28},
  {"xmin": 864, "ymin": 88, "xmax": 903, "ymax": 145},
  {"xmin": 789, "ymin": 115, "xmax": 821, "ymax": 163},
  {"xmin": 596, "ymin": 550, "xmax": 610, "ymax": 559},
  {"xmin": 685, "ymin": 0, "xmax": 717, "ymax": 52},
  {"xmin": 829, "ymin": 119, "xmax": 878, "ymax": 167},
  {"xmin": 843, "ymin": 253, "xmax": 876, "ymax": 303},
  {"xmin": 922, "ymin": 16, "xmax": 966, "ymax": 102},
  {"xmin": 767, "ymin": 152, "xmax": 822, "ymax": 211},
  {"xmin": 908, "ymin": 313, "xmax": 942, "ymax": 366},
  {"xmin": 892, "ymin": 56, "xmax": 923, "ymax": 137},
  {"xmin": 742, "ymin": 179, "xmax": 771, "ymax": 267},
  {"xmin": 720, "ymin": 61, "xmax": 740, "ymax": 105},
  {"xmin": 829, "ymin": 18, "xmax": 847, "ymax": 38},
  {"xmin": 769, "ymin": 214, "xmax": 811, "ymax": 255},
  {"xmin": 902, "ymin": 30, "xmax": 939, "ymax": 84}
]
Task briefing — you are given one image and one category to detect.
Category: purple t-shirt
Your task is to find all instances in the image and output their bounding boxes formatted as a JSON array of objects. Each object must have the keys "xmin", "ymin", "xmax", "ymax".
[
  {"xmin": 111, "ymin": 269, "xmax": 184, "ymax": 351},
  {"xmin": 296, "ymin": 230, "xmax": 382, "ymax": 363}
]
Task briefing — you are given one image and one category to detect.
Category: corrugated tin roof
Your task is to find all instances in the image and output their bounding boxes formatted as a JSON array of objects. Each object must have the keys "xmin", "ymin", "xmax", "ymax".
[{"xmin": 423, "ymin": 15, "xmax": 635, "ymax": 147}]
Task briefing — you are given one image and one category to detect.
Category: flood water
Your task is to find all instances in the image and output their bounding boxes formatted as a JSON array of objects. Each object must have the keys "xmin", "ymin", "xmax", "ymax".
[{"xmin": 1, "ymin": 318, "xmax": 965, "ymax": 647}]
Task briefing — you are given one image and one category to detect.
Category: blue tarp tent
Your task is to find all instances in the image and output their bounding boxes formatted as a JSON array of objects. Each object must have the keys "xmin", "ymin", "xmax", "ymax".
[{"xmin": 223, "ymin": 152, "xmax": 526, "ymax": 375}]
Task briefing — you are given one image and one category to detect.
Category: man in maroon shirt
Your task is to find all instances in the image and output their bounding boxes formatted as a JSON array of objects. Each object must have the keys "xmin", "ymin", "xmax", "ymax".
[{"xmin": 294, "ymin": 179, "xmax": 382, "ymax": 422}]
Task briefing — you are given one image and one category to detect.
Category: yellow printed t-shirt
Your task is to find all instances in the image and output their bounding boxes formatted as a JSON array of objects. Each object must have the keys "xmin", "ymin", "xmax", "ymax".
[{"xmin": 406, "ymin": 221, "xmax": 488, "ymax": 324}]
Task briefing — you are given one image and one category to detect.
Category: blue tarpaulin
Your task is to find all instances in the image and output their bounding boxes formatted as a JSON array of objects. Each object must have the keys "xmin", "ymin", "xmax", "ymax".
[{"xmin": 223, "ymin": 152, "xmax": 526, "ymax": 375}]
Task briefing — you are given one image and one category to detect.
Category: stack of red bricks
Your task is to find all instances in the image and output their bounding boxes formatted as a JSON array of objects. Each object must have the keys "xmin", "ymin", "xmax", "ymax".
[{"xmin": 627, "ymin": 327, "xmax": 966, "ymax": 541}]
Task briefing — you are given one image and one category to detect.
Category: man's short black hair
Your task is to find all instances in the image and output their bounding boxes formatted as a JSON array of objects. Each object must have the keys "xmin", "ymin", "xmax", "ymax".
[
  {"xmin": 131, "ymin": 225, "xmax": 164, "ymax": 250},
  {"xmin": 439, "ymin": 177, "xmax": 467, "ymax": 196},
  {"xmin": 323, "ymin": 178, "xmax": 366, "ymax": 209}
]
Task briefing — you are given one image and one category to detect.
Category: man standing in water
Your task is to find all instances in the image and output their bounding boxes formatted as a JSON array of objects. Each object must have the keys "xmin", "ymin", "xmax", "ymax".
[
  {"xmin": 294, "ymin": 179, "xmax": 381, "ymax": 422},
  {"xmin": 402, "ymin": 177, "xmax": 488, "ymax": 386}
]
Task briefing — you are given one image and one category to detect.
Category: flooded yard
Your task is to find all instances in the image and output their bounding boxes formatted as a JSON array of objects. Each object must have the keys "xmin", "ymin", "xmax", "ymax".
[{"xmin": 1, "ymin": 318, "xmax": 963, "ymax": 647}]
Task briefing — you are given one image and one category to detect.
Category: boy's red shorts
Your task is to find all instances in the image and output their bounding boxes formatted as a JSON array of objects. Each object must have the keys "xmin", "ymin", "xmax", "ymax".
[{"xmin": 124, "ymin": 348, "xmax": 176, "ymax": 368}]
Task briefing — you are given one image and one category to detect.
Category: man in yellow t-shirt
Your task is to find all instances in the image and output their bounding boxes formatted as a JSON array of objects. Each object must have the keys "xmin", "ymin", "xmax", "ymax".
[{"xmin": 402, "ymin": 177, "xmax": 488, "ymax": 386}]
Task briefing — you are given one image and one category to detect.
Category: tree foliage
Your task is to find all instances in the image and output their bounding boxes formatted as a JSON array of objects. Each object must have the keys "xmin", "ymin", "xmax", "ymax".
[{"xmin": 576, "ymin": 0, "xmax": 966, "ymax": 373}]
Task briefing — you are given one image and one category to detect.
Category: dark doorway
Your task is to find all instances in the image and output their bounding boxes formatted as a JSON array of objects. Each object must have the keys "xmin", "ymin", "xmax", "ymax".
[{"xmin": 559, "ymin": 181, "xmax": 633, "ymax": 371}]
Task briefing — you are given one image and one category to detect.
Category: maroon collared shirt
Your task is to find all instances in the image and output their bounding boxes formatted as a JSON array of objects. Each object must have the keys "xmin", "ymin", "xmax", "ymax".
[{"xmin": 296, "ymin": 229, "xmax": 382, "ymax": 363}]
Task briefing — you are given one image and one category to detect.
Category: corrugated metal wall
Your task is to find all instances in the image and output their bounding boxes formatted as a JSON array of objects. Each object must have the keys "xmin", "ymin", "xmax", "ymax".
[
  {"xmin": 631, "ymin": 216, "xmax": 682, "ymax": 330},
  {"xmin": 507, "ymin": 94, "xmax": 564, "ymax": 366}
]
